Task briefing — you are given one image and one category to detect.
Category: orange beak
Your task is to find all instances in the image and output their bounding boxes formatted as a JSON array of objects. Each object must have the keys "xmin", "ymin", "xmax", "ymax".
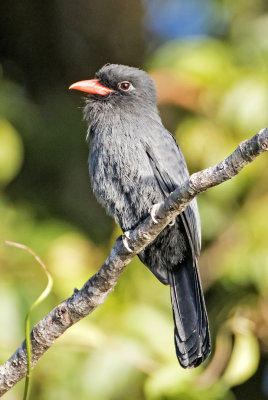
[{"xmin": 69, "ymin": 79, "xmax": 114, "ymax": 95}]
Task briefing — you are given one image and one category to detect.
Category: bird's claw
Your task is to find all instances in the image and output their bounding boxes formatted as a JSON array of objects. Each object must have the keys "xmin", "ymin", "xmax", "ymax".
[
  {"xmin": 149, "ymin": 204, "xmax": 160, "ymax": 224},
  {"xmin": 122, "ymin": 231, "xmax": 133, "ymax": 253},
  {"xmin": 169, "ymin": 218, "xmax": 176, "ymax": 226}
]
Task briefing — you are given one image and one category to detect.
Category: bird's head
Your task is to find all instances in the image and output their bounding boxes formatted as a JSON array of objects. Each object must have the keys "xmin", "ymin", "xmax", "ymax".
[{"xmin": 69, "ymin": 64, "xmax": 158, "ymax": 115}]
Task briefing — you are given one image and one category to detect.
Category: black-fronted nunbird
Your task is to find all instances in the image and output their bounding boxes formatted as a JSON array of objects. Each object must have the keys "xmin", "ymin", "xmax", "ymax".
[{"xmin": 69, "ymin": 64, "xmax": 211, "ymax": 368}]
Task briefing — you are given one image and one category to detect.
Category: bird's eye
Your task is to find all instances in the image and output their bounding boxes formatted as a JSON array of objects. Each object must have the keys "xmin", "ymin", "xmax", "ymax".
[{"xmin": 119, "ymin": 81, "xmax": 132, "ymax": 91}]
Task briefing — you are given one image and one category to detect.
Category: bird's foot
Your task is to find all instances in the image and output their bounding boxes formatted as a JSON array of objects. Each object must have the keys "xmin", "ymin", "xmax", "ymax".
[
  {"xmin": 149, "ymin": 204, "xmax": 160, "ymax": 224},
  {"xmin": 169, "ymin": 218, "xmax": 176, "ymax": 226},
  {"xmin": 122, "ymin": 231, "xmax": 133, "ymax": 253}
]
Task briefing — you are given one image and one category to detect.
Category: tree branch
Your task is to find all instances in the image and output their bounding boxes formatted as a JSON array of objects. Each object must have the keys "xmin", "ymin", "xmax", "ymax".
[{"xmin": 0, "ymin": 127, "xmax": 267, "ymax": 396}]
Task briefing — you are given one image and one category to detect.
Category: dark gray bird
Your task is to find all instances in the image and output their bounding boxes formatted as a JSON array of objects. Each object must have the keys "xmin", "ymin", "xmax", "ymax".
[{"xmin": 69, "ymin": 64, "xmax": 211, "ymax": 368}]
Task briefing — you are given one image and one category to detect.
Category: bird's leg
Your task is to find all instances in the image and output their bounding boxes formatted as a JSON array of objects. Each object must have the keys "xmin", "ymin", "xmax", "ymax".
[
  {"xmin": 149, "ymin": 203, "xmax": 160, "ymax": 224},
  {"xmin": 122, "ymin": 230, "xmax": 133, "ymax": 253}
]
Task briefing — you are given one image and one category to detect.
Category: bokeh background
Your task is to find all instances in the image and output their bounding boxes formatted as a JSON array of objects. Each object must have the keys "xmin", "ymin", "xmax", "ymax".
[{"xmin": 0, "ymin": 0, "xmax": 268, "ymax": 399}]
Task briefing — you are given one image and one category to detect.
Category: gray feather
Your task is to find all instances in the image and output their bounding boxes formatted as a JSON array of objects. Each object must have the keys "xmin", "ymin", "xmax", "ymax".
[{"xmin": 83, "ymin": 64, "xmax": 211, "ymax": 368}]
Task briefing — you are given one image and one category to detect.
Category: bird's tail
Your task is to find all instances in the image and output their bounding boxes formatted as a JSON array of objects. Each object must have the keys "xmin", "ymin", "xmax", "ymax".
[{"xmin": 168, "ymin": 258, "xmax": 211, "ymax": 368}]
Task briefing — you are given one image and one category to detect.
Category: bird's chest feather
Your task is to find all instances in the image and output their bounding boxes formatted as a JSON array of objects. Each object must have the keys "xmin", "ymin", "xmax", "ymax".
[{"xmin": 88, "ymin": 117, "xmax": 161, "ymax": 230}]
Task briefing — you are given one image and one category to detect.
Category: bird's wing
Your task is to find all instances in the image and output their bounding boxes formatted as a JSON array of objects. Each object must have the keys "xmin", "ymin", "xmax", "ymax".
[{"xmin": 141, "ymin": 128, "xmax": 201, "ymax": 256}]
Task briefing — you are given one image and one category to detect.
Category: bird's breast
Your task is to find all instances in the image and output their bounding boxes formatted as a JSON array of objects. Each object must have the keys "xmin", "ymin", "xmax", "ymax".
[{"xmin": 88, "ymin": 122, "xmax": 162, "ymax": 230}]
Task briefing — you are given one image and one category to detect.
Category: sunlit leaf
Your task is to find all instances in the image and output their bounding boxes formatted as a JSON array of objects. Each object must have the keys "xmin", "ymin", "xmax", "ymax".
[
  {"xmin": 219, "ymin": 77, "xmax": 268, "ymax": 133},
  {"xmin": 149, "ymin": 39, "xmax": 234, "ymax": 87},
  {"xmin": 144, "ymin": 363, "xmax": 196, "ymax": 399},
  {"xmin": 121, "ymin": 304, "xmax": 175, "ymax": 362},
  {"xmin": 223, "ymin": 330, "xmax": 260, "ymax": 386},
  {"xmin": 0, "ymin": 118, "xmax": 23, "ymax": 186}
]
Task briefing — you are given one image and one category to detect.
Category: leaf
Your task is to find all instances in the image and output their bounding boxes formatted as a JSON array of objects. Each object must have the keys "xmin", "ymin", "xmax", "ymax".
[
  {"xmin": 0, "ymin": 118, "xmax": 23, "ymax": 186},
  {"xmin": 5, "ymin": 241, "xmax": 53, "ymax": 400},
  {"xmin": 223, "ymin": 324, "xmax": 260, "ymax": 386}
]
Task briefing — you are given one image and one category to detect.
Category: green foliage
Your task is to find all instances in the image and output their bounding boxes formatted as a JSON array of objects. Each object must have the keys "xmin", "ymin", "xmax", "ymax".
[{"xmin": 0, "ymin": 118, "xmax": 23, "ymax": 187}]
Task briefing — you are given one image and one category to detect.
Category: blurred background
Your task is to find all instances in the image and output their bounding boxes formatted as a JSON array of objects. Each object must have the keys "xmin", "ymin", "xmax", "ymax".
[{"xmin": 0, "ymin": 0, "xmax": 268, "ymax": 399}]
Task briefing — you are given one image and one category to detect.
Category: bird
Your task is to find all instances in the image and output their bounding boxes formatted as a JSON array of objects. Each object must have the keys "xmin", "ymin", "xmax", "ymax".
[{"xmin": 69, "ymin": 64, "xmax": 211, "ymax": 368}]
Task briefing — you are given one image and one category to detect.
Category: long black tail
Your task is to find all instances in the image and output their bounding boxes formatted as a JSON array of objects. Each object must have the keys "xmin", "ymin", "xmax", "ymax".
[{"xmin": 169, "ymin": 258, "xmax": 211, "ymax": 368}]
